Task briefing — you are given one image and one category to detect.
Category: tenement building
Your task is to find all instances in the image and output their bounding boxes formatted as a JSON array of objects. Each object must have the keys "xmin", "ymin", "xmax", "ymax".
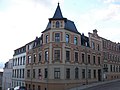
[
  {"xmin": 7, "ymin": 3, "xmax": 120, "ymax": 90},
  {"xmin": 25, "ymin": 4, "xmax": 104, "ymax": 90}
]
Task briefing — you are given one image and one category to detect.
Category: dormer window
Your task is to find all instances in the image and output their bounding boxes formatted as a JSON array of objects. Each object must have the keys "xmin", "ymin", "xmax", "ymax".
[
  {"xmin": 74, "ymin": 37, "xmax": 78, "ymax": 45},
  {"xmin": 56, "ymin": 21, "xmax": 60, "ymax": 28}
]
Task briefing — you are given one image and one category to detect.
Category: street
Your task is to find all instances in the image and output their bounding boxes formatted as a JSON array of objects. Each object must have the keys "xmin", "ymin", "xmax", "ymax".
[{"xmin": 83, "ymin": 80, "xmax": 120, "ymax": 90}]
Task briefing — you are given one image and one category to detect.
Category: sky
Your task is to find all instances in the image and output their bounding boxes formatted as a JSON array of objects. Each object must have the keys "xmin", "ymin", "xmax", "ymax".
[{"xmin": 0, "ymin": 0, "xmax": 120, "ymax": 70}]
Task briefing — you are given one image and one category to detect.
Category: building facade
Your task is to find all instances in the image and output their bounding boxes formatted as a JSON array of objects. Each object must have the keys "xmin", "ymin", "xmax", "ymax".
[
  {"xmin": 0, "ymin": 72, "xmax": 3, "ymax": 90},
  {"xmin": 2, "ymin": 59, "xmax": 13, "ymax": 90},
  {"xmin": 12, "ymin": 45, "xmax": 26, "ymax": 88},
  {"xmin": 25, "ymin": 4, "xmax": 104, "ymax": 90}
]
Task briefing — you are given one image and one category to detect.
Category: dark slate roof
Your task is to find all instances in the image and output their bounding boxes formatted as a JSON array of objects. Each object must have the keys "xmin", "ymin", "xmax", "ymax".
[
  {"xmin": 81, "ymin": 34, "xmax": 90, "ymax": 47},
  {"xmin": 42, "ymin": 3, "xmax": 80, "ymax": 34},
  {"xmin": 52, "ymin": 3, "xmax": 63, "ymax": 19},
  {"xmin": 64, "ymin": 20, "xmax": 80, "ymax": 34}
]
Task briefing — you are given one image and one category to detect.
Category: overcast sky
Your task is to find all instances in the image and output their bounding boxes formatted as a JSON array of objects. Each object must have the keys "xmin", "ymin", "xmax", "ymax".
[{"xmin": 0, "ymin": 0, "xmax": 120, "ymax": 69}]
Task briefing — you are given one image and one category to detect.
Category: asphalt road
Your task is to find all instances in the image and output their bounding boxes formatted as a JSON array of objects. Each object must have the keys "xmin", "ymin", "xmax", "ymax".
[{"xmin": 83, "ymin": 80, "xmax": 120, "ymax": 90}]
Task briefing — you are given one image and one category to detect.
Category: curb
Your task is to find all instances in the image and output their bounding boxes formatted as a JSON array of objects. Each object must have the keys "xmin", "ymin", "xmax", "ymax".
[{"xmin": 69, "ymin": 79, "xmax": 120, "ymax": 90}]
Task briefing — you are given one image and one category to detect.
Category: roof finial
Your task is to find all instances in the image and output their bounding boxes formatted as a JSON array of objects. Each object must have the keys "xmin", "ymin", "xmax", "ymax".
[{"xmin": 58, "ymin": 2, "xmax": 59, "ymax": 6}]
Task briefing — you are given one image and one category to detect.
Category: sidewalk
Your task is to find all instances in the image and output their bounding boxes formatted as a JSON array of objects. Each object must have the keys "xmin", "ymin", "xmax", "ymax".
[{"xmin": 69, "ymin": 79, "xmax": 120, "ymax": 90}]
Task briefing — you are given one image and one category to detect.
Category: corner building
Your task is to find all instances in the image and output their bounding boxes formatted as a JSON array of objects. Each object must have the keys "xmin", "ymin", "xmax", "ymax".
[{"xmin": 25, "ymin": 4, "xmax": 103, "ymax": 90}]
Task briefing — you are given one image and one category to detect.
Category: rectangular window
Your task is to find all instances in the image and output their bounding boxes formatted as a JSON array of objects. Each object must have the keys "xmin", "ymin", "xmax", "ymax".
[
  {"xmin": 66, "ymin": 68, "xmax": 70, "ymax": 79},
  {"xmin": 23, "ymin": 56, "xmax": 25, "ymax": 65},
  {"xmin": 22, "ymin": 69, "xmax": 24, "ymax": 78},
  {"xmin": 33, "ymin": 69, "xmax": 35, "ymax": 78},
  {"xmin": 82, "ymin": 53, "xmax": 85, "ymax": 63},
  {"xmin": 97, "ymin": 44, "xmax": 100, "ymax": 51},
  {"xmin": 39, "ymin": 53, "xmax": 42, "ymax": 62},
  {"xmin": 88, "ymin": 69, "xmax": 91, "ymax": 79},
  {"xmin": 20, "ymin": 69, "xmax": 21, "ymax": 78},
  {"xmin": 54, "ymin": 50, "xmax": 60, "ymax": 61},
  {"xmin": 55, "ymin": 33, "xmax": 60, "ymax": 42},
  {"xmin": 92, "ymin": 42, "xmax": 95, "ymax": 50},
  {"xmin": 27, "ymin": 69, "xmax": 30, "ymax": 78},
  {"xmin": 18, "ymin": 58, "xmax": 19, "ymax": 65},
  {"xmin": 66, "ymin": 51, "xmax": 70, "ymax": 61},
  {"xmin": 45, "ymin": 51, "xmax": 48, "ymax": 61},
  {"xmin": 93, "ymin": 70, "xmax": 96, "ymax": 78},
  {"xmin": 88, "ymin": 55, "xmax": 90, "ymax": 64},
  {"xmin": 75, "ymin": 68, "xmax": 79, "ymax": 79},
  {"xmin": 33, "ymin": 54, "xmax": 36, "ymax": 63},
  {"xmin": 20, "ymin": 57, "xmax": 22, "ymax": 65},
  {"xmin": 82, "ymin": 69, "xmax": 85, "ymax": 79},
  {"xmin": 98, "ymin": 57, "xmax": 100, "ymax": 65},
  {"xmin": 54, "ymin": 68, "xmax": 60, "ymax": 79},
  {"xmin": 93, "ymin": 56, "xmax": 95, "ymax": 64},
  {"xmin": 28, "ymin": 55, "xmax": 31, "ymax": 64},
  {"xmin": 75, "ymin": 52, "xmax": 78, "ymax": 62},
  {"xmin": 38, "ymin": 86, "xmax": 41, "ymax": 90},
  {"xmin": 33, "ymin": 85, "xmax": 35, "ymax": 90},
  {"xmin": 44, "ymin": 68, "xmax": 48, "ymax": 78},
  {"xmin": 38, "ymin": 69, "xmax": 42, "ymax": 80}
]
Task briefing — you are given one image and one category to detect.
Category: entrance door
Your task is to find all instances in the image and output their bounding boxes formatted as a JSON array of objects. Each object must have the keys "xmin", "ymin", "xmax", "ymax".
[{"xmin": 98, "ymin": 69, "xmax": 102, "ymax": 81}]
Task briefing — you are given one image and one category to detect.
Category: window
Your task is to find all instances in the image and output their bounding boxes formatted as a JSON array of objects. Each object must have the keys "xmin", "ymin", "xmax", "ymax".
[
  {"xmin": 88, "ymin": 69, "xmax": 91, "ymax": 79},
  {"xmin": 27, "ymin": 69, "xmax": 30, "ymax": 78},
  {"xmin": 33, "ymin": 85, "xmax": 35, "ymax": 90},
  {"xmin": 33, "ymin": 54, "xmax": 36, "ymax": 63},
  {"xmin": 38, "ymin": 69, "xmax": 42, "ymax": 80},
  {"xmin": 46, "ymin": 35, "xmax": 48, "ymax": 43},
  {"xmin": 56, "ymin": 21, "xmax": 60, "ymax": 28},
  {"xmin": 75, "ymin": 67, "xmax": 79, "ymax": 79},
  {"xmin": 20, "ymin": 69, "xmax": 21, "ymax": 78},
  {"xmin": 55, "ymin": 33, "xmax": 60, "ymax": 42},
  {"xmin": 98, "ymin": 57, "xmax": 100, "ymax": 65},
  {"xmin": 44, "ymin": 68, "xmax": 48, "ymax": 78},
  {"xmin": 66, "ymin": 34, "xmax": 69, "ymax": 43},
  {"xmin": 66, "ymin": 51, "xmax": 70, "ymax": 61},
  {"xmin": 93, "ymin": 56, "xmax": 95, "ymax": 64},
  {"xmin": 74, "ymin": 37, "xmax": 77, "ymax": 45},
  {"xmin": 82, "ymin": 69, "xmax": 85, "ymax": 79},
  {"xmin": 54, "ymin": 50, "xmax": 60, "ymax": 61},
  {"xmin": 54, "ymin": 68, "xmax": 60, "ymax": 79},
  {"xmin": 45, "ymin": 51, "xmax": 48, "ymax": 62},
  {"xmin": 39, "ymin": 53, "xmax": 42, "ymax": 62},
  {"xmin": 38, "ymin": 86, "xmax": 41, "ymax": 90},
  {"xmin": 28, "ymin": 55, "xmax": 31, "ymax": 64},
  {"xmin": 82, "ymin": 53, "xmax": 85, "ymax": 63},
  {"xmin": 20, "ymin": 57, "xmax": 22, "ymax": 65},
  {"xmin": 66, "ymin": 68, "xmax": 70, "ymax": 79},
  {"xmin": 23, "ymin": 56, "xmax": 25, "ymax": 65},
  {"xmin": 18, "ymin": 58, "xmax": 19, "ymax": 65},
  {"xmin": 88, "ymin": 55, "xmax": 90, "ymax": 64},
  {"xmin": 110, "ymin": 65, "xmax": 112, "ymax": 72},
  {"xmin": 33, "ymin": 69, "xmax": 35, "ymax": 78},
  {"xmin": 92, "ymin": 42, "xmax": 95, "ymax": 49},
  {"xmin": 97, "ymin": 44, "xmax": 100, "ymax": 51},
  {"xmin": 75, "ymin": 52, "xmax": 78, "ymax": 62},
  {"xmin": 93, "ymin": 70, "xmax": 96, "ymax": 78},
  {"xmin": 22, "ymin": 69, "xmax": 24, "ymax": 78}
]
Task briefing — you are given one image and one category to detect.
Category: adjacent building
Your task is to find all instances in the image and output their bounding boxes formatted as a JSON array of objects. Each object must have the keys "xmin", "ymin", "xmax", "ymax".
[
  {"xmin": 0, "ymin": 71, "xmax": 3, "ymax": 90},
  {"xmin": 12, "ymin": 45, "xmax": 26, "ymax": 88},
  {"xmin": 2, "ymin": 59, "xmax": 13, "ymax": 90}
]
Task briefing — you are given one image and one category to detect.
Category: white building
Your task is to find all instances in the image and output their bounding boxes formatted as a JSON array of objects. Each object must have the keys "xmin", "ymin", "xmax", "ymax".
[
  {"xmin": 12, "ymin": 45, "xmax": 26, "ymax": 88},
  {"xmin": 2, "ymin": 59, "xmax": 13, "ymax": 90}
]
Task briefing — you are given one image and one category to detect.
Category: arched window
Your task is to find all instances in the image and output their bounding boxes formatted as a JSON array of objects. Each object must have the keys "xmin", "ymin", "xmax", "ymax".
[
  {"xmin": 46, "ymin": 35, "xmax": 48, "ymax": 43},
  {"xmin": 56, "ymin": 21, "xmax": 60, "ymax": 28},
  {"xmin": 74, "ymin": 37, "xmax": 77, "ymax": 45},
  {"xmin": 66, "ymin": 34, "xmax": 69, "ymax": 43}
]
